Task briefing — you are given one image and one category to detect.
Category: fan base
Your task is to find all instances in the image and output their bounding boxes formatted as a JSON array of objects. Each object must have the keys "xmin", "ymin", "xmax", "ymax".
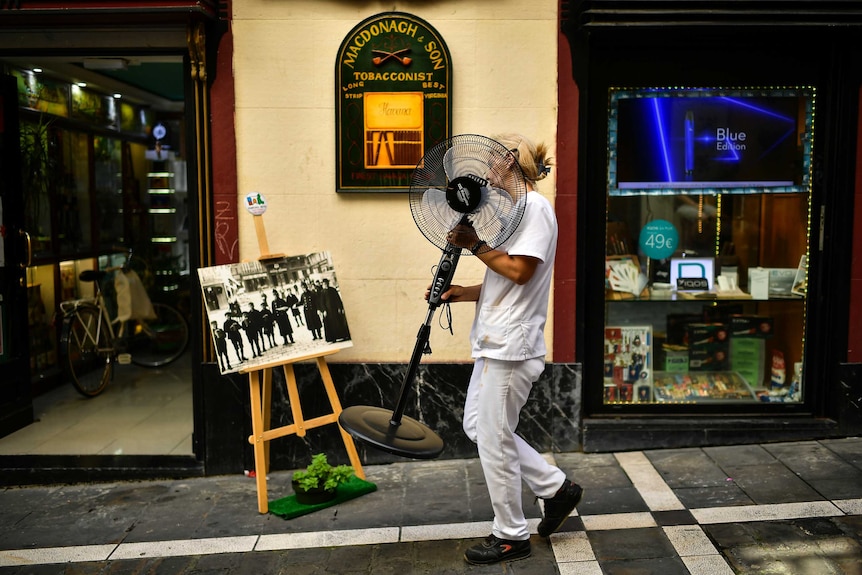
[{"xmin": 338, "ymin": 406, "xmax": 444, "ymax": 460}]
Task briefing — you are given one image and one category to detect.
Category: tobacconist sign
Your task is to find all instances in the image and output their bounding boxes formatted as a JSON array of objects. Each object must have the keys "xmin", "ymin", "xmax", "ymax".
[{"xmin": 336, "ymin": 12, "xmax": 452, "ymax": 193}]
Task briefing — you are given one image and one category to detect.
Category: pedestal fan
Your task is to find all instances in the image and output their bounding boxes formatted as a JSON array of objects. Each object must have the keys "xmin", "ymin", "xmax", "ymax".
[{"xmin": 338, "ymin": 134, "xmax": 528, "ymax": 459}]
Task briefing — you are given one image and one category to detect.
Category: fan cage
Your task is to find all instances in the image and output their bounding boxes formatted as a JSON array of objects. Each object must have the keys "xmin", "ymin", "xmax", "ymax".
[{"xmin": 409, "ymin": 134, "xmax": 528, "ymax": 254}]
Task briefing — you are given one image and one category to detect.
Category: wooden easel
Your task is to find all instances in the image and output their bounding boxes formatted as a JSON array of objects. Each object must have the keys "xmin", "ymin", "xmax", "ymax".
[{"xmin": 240, "ymin": 205, "xmax": 364, "ymax": 513}]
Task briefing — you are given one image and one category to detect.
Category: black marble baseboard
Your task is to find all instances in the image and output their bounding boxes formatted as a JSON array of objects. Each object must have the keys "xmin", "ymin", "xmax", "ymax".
[
  {"xmin": 582, "ymin": 416, "xmax": 843, "ymax": 453},
  {"xmin": 222, "ymin": 362, "xmax": 583, "ymax": 472}
]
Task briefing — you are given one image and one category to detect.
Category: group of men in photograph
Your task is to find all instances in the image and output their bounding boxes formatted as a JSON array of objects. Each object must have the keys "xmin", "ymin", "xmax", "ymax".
[{"xmin": 211, "ymin": 279, "xmax": 350, "ymax": 372}]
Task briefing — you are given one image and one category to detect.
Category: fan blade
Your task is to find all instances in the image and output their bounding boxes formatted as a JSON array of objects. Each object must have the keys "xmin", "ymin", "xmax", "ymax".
[
  {"xmin": 464, "ymin": 186, "xmax": 523, "ymax": 246},
  {"xmin": 443, "ymin": 144, "xmax": 490, "ymax": 184},
  {"xmin": 420, "ymin": 188, "xmax": 462, "ymax": 231}
]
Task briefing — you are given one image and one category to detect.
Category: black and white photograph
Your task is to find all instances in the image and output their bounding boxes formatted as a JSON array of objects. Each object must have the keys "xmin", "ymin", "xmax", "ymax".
[{"xmin": 197, "ymin": 251, "xmax": 352, "ymax": 375}]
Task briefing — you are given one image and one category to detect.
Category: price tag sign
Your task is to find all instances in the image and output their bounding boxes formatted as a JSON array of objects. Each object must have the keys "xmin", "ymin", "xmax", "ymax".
[{"xmin": 639, "ymin": 219, "xmax": 678, "ymax": 260}]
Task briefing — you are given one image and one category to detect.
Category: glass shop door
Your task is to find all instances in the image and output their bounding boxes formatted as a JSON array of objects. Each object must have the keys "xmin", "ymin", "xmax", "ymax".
[{"xmin": 0, "ymin": 73, "xmax": 34, "ymax": 437}]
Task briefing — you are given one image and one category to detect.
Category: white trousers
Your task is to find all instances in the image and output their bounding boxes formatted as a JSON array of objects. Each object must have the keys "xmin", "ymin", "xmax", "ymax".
[{"xmin": 463, "ymin": 356, "xmax": 567, "ymax": 541}]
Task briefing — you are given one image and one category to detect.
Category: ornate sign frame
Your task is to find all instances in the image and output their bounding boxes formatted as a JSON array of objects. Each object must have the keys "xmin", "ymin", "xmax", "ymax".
[{"xmin": 335, "ymin": 12, "xmax": 452, "ymax": 193}]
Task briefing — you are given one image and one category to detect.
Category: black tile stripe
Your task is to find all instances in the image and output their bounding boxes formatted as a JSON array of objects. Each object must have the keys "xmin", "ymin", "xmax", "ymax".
[{"xmin": 651, "ymin": 509, "xmax": 697, "ymax": 526}]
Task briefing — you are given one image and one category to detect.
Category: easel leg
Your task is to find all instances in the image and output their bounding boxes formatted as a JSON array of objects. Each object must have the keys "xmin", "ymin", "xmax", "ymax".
[
  {"xmin": 316, "ymin": 356, "xmax": 366, "ymax": 480},
  {"xmin": 248, "ymin": 370, "xmax": 270, "ymax": 513},
  {"xmin": 262, "ymin": 367, "xmax": 272, "ymax": 473},
  {"xmin": 282, "ymin": 363, "xmax": 307, "ymax": 437},
  {"xmin": 244, "ymin": 352, "xmax": 365, "ymax": 514}
]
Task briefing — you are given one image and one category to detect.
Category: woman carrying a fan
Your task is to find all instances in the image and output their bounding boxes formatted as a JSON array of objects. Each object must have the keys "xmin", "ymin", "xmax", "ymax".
[{"xmin": 433, "ymin": 133, "xmax": 583, "ymax": 565}]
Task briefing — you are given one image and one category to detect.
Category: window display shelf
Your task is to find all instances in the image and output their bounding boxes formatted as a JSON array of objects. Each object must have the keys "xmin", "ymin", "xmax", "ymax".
[{"xmin": 606, "ymin": 293, "xmax": 804, "ymax": 302}]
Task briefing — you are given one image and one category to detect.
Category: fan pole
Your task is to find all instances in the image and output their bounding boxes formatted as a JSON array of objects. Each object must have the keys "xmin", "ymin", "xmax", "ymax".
[
  {"xmin": 389, "ymin": 311, "xmax": 434, "ymax": 426},
  {"xmin": 389, "ymin": 247, "xmax": 459, "ymax": 425}
]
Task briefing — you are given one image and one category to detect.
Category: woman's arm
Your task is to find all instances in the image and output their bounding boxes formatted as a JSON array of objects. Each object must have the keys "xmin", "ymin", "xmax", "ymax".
[
  {"xmin": 446, "ymin": 225, "xmax": 540, "ymax": 286},
  {"xmin": 475, "ymin": 248, "xmax": 539, "ymax": 285},
  {"xmin": 432, "ymin": 283, "xmax": 482, "ymax": 303},
  {"xmin": 426, "ymin": 249, "xmax": 539, "ymax": 304}
]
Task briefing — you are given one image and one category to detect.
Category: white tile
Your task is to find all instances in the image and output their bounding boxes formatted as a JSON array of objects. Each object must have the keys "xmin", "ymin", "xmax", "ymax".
[
  {"xmin": 833, "ymin": 498, "xmax": 862, "ymax": 515},
  {"xmin": 557, "ymin": 560, "xmax": 604, "ymax": 575},
  {"xmin": 581, "ymin": 512, "xmax": 656, "ymax": 531},
  {"xmin": 110, "ymin": 536, "xmax": 257, "ymax": 560},
  {"xmin": 615, "ymin": 451, "xmax": 685, "ymax": 511},
  {"xmin": 550, "ymin": 530, "xmax": 596, "ymax": 562},
  {"xmin": 691, "ymin": 501, "xmax": 843, "ymax": 524},
  {"xmin": 401, "ymin": 522, "xmax": 491, "ymax": 542},
  {"xmin": 256, "ymin": 528, "xmax": 399, "ymax": 551},
  {"xmin": 0, "ymin": 545, "xmax": 116, "ymax": 566},
  {"xmin": 663, "ymin": 525, "xmax": 720, "ymax": 557},
  {"xmin": 681, "ymin": 554, "xmax": 736, "ymax": 575}
]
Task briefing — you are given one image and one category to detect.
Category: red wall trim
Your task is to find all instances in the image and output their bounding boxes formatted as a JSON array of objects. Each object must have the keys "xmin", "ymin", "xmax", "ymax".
[
  {"xmin": 210, "ymin": 26, "xmax": 239, "ymax": 265},
  {"xmin": 554, "ymin": 12, "xmax": 579, "ymax": 363}
]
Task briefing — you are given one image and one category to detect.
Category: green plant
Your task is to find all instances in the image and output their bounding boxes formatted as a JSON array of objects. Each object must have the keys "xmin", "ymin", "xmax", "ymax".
[
  {"xmin": 292, "ymin": 453, "xmax": 354, "ymax": 492},
  {"xmin": 20, "ymin": 116, "xmax": 62, "ymax": 247}
]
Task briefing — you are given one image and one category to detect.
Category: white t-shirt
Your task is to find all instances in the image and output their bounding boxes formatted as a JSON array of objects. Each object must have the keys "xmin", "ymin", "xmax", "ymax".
[{"xmin": 470, "ymin": 191, "xmax": 558, "ymax": 361}]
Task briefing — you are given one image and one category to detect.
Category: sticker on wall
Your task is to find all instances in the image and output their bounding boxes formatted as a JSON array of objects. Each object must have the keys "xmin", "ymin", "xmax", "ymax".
[{"xmin": 244, "ymin": 192, "xmax": 268, "ymax": 216}]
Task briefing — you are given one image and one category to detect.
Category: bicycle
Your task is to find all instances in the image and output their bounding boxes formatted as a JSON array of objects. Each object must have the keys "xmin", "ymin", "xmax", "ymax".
[{"xmin": 58, "ymin": 252, "xmax": 190, "ymax": 398}]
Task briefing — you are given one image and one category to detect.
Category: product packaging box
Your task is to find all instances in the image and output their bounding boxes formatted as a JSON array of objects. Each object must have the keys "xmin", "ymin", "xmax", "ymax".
[
  {"xmin": 667, "ymin": 313, "xmax": 703, "ymax": 346},
  {"xmin": 688, "ymin": 323, "xmax": 730, "ymax": 371},
  {"xmin": 731, "ymin": 338, "xmax": 766, "ymax": 387},
  {"xmin": 635, "ymin": 382, "xmax": 653, "ymax": 402},
  {"xmin": 663, "ymin": 345, "xmax": 689, "ymax": 372},
  {"xmin": 748, "ymin": 268, "xmax": 798, "ymax": 299},
  {"xmin": 730, "ymin": 315, "xmax": 774, "ymax": 338}
]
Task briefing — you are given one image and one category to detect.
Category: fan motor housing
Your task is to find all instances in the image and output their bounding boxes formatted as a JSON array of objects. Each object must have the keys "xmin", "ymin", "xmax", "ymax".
[{"xmin": 445, "ymin": 175, "xmax": 485, "ymax": 213}]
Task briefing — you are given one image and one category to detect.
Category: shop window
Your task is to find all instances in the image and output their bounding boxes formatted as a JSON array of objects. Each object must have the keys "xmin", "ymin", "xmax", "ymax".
[
  {"xmin": 13, "ymin": 64, "xmax": 173, "ymax": 390},
  {"xmin": 20, "ymin": 118, "xmax": 58, "ymax": 258},
  {"xmin": 94, "ymin": 136, "xmax": 123, "ymax": 246},
  {"xmin": 602, "ymin": 87, "xmax": 813, "ymax": 406},
  {"xmin": 60, "ymin": 130, "xmax": 93, "ymax": 254}
]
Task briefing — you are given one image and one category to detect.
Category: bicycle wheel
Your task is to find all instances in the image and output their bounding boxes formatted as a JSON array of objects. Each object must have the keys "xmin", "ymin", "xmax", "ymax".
[
  {"xmin": 128, "ymin": 303, "xmax": 190, "ymax": 367},
  {"xmin": 61, "ymin": 305, "xmax": 114, "ymax": 398}
]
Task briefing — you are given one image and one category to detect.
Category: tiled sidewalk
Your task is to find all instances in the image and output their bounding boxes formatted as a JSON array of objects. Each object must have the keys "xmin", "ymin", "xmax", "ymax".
[{"xmin": 1, "ymin": 438, "xmax": 860, "ymax": 574}]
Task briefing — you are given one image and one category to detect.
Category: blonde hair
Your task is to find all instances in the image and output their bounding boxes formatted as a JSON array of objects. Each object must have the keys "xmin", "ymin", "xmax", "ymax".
[{"xmin": 492, "ymin": 133, "xmax": 553, "ymax": 184}]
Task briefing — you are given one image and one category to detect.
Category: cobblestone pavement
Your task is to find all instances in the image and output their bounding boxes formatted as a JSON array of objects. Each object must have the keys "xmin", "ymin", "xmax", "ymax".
[{"xmin": 1, "ymin": 438, "xmax": 861, "ymax": 574}]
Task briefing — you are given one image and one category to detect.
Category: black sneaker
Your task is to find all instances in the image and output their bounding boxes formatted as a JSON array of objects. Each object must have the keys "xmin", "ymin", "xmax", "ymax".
[
  {"xmin": 464, "ymin": 534, "xmax": 531, "ymax": 565},
  {"xmin": 537, "ymin": 479, "xmax": 583, "ymax": 537}
]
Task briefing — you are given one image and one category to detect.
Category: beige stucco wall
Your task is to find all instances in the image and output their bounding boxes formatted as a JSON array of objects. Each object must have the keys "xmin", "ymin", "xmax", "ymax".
[{"xmin": 231, "ymin": 1, "xmax": 558, "ymax": 363}]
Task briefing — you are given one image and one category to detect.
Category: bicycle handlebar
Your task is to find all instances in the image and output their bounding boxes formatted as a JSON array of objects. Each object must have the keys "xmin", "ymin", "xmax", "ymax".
[
  {"xmin": 79, "ymin": 265, "xmax": 124, "ymax": 284},
  {"xmin": 77, "ymin": 247, "xmax": 135, "ymax": 283}
]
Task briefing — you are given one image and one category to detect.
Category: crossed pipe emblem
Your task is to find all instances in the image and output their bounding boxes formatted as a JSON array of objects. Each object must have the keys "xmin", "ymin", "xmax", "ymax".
[{"xmin": 372, "ymin": 48, "xmax": 412, "ymax": 67}]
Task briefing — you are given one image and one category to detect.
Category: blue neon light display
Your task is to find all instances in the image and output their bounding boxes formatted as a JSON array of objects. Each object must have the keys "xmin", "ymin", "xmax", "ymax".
[{"xmin": 607, "ymin": 87, "xmax": 815, "ymax": 195}]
